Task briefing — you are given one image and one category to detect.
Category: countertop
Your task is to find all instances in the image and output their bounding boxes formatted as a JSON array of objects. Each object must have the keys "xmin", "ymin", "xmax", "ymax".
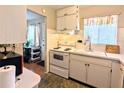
[
  {"xmin": 50, "ymin": 48, "xmax": 124, "ymax": 66},
  {"xmin": 70, "ymin": 49, "xmax": 124, "ymax": 65},
  {"xmin": 0, "ymin": 52, "xmax": 21, "ymax": 60},
  {"xmin": 16, "ymin": 67, "xmax": 41, "ymax": 88}
]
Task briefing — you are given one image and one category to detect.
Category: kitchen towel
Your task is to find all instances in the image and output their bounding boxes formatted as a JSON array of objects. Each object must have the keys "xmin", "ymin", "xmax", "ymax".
[{"xmin": 0, "ymin": 65, "xmax": 16, "ymax": 88}]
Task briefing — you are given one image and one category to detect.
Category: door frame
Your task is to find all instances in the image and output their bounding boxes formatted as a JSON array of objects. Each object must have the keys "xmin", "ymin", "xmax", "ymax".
[{"xmin": 26, "ymin": 9, "xmax": 47, "ymax": 72}]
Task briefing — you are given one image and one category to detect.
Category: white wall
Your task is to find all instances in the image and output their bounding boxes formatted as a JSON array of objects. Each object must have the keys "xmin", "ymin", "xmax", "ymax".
[
  {"xmin": 0, "ymin": 6, "xmax": 26, "ymax": 44},
  {"xmin": 46, "ymin": 29, "xmax": 59, "ymax": 72},
  {"xmin": 27, "ymin": 5, "xmax": 56, "ymax": 30}
]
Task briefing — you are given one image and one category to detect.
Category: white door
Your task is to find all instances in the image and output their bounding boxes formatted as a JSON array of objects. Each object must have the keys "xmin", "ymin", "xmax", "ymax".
[
  {"xmin": 41, "ymin": 22, "xmax": 46, "ymax": 61},
  {"xmin": 87, "ymin": 64, "xmax": 111, "ymax": 88},
  {"xmin": 70, "ymin": 60, "xmax": 87, "ymax": 83}
]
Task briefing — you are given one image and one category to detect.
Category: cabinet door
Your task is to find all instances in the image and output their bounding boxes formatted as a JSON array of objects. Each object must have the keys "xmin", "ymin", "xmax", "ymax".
[
  {"xmin": 87, "ymin": 64, "xmax": 111, "ymax": 88},
  {"xmin": 56, "ymin": 16, "xmax": 66, "ymax": 31},
  {"xmin": 0, "ymin": 6, "xmax": 26, "ymax": 44},
  {"xmin": 66, "ymin": 14, "xmax": 79, "ymax": 30},
  {"xmin": 111, "ymin": 62, "xmax": 124, "ymax": 88},
  {"xmin": 70, "ymin": 60, "xmax": 87, "ymax": 83},
  {"xmin": 56, "ymin": 8, "xmax": 66, "ymax": 17},
  {"xmin": 66, "ymin": 6, "xmax": 79, "ymax": 15},
  {"xmin": 56, "ymin": 6, "xmax": 78, "ymax": 17}
]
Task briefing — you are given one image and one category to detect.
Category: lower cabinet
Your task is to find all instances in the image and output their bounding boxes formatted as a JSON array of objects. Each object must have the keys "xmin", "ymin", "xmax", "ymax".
[
  {"xmin": 69, "ymin": 54, "xmax": 112, "ymax": 88},
  {"xmin": 87, "ymin": 64, "xmax": 111, "ymax": 88},
  {"xmin": 70, "ymin": 60, "xmax": 86, "ymax": 83}
]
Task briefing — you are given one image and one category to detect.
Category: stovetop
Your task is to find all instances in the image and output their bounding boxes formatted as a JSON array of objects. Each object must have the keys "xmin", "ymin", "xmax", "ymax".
[{"xmin": 53, "ymin": 47, "xmax": 74, "ymax": 52}]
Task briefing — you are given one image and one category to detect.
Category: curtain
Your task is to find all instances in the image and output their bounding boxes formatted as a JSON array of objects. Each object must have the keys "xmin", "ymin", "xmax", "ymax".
[
  {"xmin": 27, "ymin": 23, "xmax": 40, "ymax": 47},
  {"xmin": 84, "ymin": 15, "xmax": 118, "ymax": 44},
  {"xmin": 35, "ymin": 23, "xmax": 40, "ymax": 47}
]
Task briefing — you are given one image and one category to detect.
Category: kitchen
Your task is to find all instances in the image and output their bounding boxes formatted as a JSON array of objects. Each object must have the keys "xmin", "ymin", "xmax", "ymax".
[
  {"xmin": 0, "ymin": 5, "xmax": 124, "ymax": 88},
  {"xmin": 48, "ymin": 5, "xmax": 124, "ymax": 88}
]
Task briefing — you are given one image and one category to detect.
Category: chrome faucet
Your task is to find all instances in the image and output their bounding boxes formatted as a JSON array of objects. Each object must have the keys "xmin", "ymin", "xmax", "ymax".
[{"xmin": 84, "ymin": 36, "xmax": 92, "ymax": 51}]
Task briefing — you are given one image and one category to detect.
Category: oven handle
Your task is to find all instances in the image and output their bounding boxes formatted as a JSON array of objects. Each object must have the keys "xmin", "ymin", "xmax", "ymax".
[{"xmin": 64, "ymin": 54, "xmax": 69, "ymax": 56}]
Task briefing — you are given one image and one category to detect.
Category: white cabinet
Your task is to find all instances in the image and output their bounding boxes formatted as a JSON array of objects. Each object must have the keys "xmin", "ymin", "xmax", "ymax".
[
  {"xmin": 66, "ymin": 14, "xmax": 79, "ymax": 30},
  {"xmin": 56, "ymin": 6, "xmax": 79, "ymax": 32},
  {"xmin": 87, "ymin": 64, "xmax": 111, "ymax": 88},
  {"xmin": 69, "ymin": 54, "xmax": 112, "ymax": 88},
  {"xmin": 57, "ymin": 8, "xmax": 66, "ymax": 17},
  {"xmin": 57, "ymin": 6, "xmax": 79, "ymax": 17},
  {"xmin": 57, "ymin": 14, "xmax": 79, "ymax": 31},
  {"xmin": 70, "ymin": 60, "xmax": 86, "ymax": 83},
  {"xmin": 56, "ymin": 17, "xmax": 65, "ymax": 31},
  {"xmin": 111, "ymin": 62, "xmax": 124, "ymax": 88},
  {"xmin": 0, "ymin": 6, "xmax": 26, "ymax": 44}
]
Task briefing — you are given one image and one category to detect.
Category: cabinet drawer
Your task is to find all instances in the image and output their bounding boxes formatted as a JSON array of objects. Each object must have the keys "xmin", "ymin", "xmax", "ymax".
[
  {"xmin": 70, "ymin": 54, "xmax": 112, "ymax": 67},
  {"xmin": 50, "ymin": 65, "xmax": 68, "ymax": 79}
]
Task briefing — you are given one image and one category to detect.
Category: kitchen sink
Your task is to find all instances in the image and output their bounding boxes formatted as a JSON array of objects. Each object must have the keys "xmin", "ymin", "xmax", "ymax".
[{"xmin": 73, "ymin": 49, "xmax": 107, "ymax": 57}]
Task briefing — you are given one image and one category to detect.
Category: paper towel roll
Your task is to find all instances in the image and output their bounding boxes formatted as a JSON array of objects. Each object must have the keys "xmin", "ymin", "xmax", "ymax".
[{"xmin": 0, "ymin": 65, "xmax": 16, "ymax": 88}]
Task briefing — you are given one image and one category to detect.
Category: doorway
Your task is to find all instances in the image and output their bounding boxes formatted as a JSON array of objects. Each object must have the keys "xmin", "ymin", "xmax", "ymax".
[{"xmin": 23, "ymin": 10, "xmax": 46, "ymax": 70}]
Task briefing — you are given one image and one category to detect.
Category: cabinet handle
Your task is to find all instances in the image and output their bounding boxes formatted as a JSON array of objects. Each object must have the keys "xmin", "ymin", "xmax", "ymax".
[
  {"xmin": 120, "ymin": 67, "xmax": 124, "ymax": 73},
  {"xmin": 64, "ymin": 13, "xmax": 68, "ymax": 16},
  {"xmin": 85, "ymin": 64, "xmax": 90, "ymax": 66}
]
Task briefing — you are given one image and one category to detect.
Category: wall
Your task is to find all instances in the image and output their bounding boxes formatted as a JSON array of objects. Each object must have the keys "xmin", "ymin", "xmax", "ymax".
[
  {"xmin": 59, "ymin": 5, "xmax": 124, "ymax": 54},
  {"xmin": 0, "ymin": 6, "xmax": 26, "ymax": 44},
  {"xmin": 80, "ymin": 6, "xmax": 124, "ymax": 29},
  {"xmin": 46, "ymin": 29, "xmax": 59, "ymax": 72},
  {"xmin": 27, "ymin": 5, "xmax": 56, "ymax": 30}
]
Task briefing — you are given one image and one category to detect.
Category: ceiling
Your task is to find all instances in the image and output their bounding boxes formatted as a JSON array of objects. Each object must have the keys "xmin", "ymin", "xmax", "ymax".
[
  {"xmin": 41, "ymin": 5, "xmax": 70, "ymax": 10},
  {"xmin": 41, "ymin": 5, "xmax": 92, "ymax": 10}
]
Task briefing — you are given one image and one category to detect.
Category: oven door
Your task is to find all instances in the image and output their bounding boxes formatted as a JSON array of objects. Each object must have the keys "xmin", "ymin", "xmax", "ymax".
[{"xmin": 50, "ymin": 51, "xmax": 69, "ymax": 69}]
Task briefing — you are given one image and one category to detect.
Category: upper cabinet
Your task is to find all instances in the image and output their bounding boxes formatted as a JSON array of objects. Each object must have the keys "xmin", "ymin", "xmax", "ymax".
[
  {"xmin": 56, "ymin": 6, "xmax": 79, "ymax": 34},
  {"xmin": 57, "ymin": 6, "xmax": 79, "ymax": 17},
  {"xmin": 0, "ymin": 6, "xmax": 26, "ymax": 44}
]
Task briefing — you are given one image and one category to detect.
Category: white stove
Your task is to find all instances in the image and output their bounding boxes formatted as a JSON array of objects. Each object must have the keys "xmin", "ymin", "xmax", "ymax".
[{"xmin": 49, "ymin": 46, "xmax": 75, "ymax": 79}]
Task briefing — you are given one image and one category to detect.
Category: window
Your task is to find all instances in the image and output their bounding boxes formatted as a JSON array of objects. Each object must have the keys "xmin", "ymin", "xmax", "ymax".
[
  {"xmin": 27, "ymin": 24, "xmax": 40, "ymax": 47},
  {"xmin": 84, "ymin": 15, "xmax": 118, "ymax": 45}
]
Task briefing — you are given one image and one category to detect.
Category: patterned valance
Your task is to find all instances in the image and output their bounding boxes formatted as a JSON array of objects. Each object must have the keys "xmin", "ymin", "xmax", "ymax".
[{"xmin": 84, "ymin": 15, "xmax": 118, "ymax": 26}]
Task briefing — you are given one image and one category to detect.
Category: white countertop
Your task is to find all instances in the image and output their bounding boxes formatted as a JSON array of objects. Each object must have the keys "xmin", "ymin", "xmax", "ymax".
[
  {"xmin": 16, "ymin": 67, "xmax": 41, "ymax": 88},
  {"xmin": 106, "ymin": 53, "xmax": 124, "ymax": 65},
  {"xmin": 51, "ymin": 48, "xmax": 124, "ymax": 66},
  {"xmin": 70, "ymin": 49, "xmax": 124, "ymax": 66}
]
